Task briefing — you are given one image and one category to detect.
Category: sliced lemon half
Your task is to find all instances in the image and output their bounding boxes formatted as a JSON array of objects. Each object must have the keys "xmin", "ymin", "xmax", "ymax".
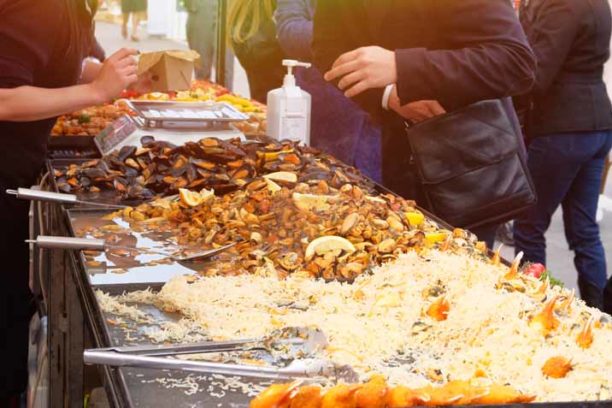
[{"xmin": 305, "ymin": 236, "xmax": 356, "ymax": 260}]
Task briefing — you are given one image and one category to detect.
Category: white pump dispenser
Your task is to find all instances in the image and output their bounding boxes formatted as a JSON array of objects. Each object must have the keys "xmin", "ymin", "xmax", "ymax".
[{"xmin": 266, "ymin": 59, "xmax": 312, "ymax": 145}]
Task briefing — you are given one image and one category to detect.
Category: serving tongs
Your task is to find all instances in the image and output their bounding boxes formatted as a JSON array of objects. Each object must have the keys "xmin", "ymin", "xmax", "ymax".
[
  {"xmin": 83, "ymin": 353, "xmax": 358, "ymax": 381},
  {"xmin": 94, "ymin": 327, "xmax": 328, "ymax": 357},
  {"xmin": 6, "ymin": 188, "xmax": 128, "ymax": 210},
  {"xmin": 26, "ymin": 235, "xmax": 237, "ymax": 263},
  {"xmin": 84, "ymin": 328, "xmax": 357, "ymax": 381}
]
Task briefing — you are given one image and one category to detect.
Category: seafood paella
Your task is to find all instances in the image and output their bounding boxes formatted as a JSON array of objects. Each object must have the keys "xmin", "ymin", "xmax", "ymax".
[{"xmin": 100, "ymin": 248, "xmax": 612, "ymax": 406}]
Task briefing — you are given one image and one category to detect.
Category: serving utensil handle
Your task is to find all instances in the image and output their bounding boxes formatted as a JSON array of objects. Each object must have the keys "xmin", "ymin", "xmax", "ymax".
[
  {"xmin": 7, "ymin": 188, "xmax": 78, "ymax": 204},
  {"xmin": 29, "ymin": 236, "xmax": 106, "ymax": 251},
  {"xmin": 100, "ymin": 339, "xmax": 259, "ymax": 356},
  {"xmin": 83, "ymin": 350, "xmax": 302, "ymax": 380}
]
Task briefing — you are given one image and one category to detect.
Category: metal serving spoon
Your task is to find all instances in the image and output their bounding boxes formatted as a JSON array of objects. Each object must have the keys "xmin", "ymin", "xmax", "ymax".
[{"xmin": 26, "ymin": 235, "xmax": 237, "ymax": 263}]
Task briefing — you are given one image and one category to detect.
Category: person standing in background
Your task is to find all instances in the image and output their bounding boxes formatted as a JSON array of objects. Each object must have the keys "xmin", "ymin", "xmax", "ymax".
[
  {"xmin": 185, "ymin": 0, "xmax": 217, "ymax": 80},
  {"xmin": 0, "ymin": 0, "xmax": 138, "ymax": 404},
  {"xmin": 314, "ymin": 0, "xmax": 536, "ymax": 248},
  {"xmin": 274, "ymin": 0, "xmax": 382, "ymax": 181},
  {"xmin": 227, "ymin": 0, "xmax": 284, "ymax": 103},
  {"xmin": 514, "ymin": 0, "xmax": 612, "ymax": 310},
  {"xmin": 121, "ymin": 0, "xmax": 147, "ymax": 41}
]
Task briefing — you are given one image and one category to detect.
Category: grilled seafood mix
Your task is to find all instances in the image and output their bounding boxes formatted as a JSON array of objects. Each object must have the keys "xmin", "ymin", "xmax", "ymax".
[
  {"xmin": 54, "ymin": 137, "xmax": 372, "ymax": 201},
  {"xmin": 108, "ymin": 173, "xmax": 485, "ymax": 281}
]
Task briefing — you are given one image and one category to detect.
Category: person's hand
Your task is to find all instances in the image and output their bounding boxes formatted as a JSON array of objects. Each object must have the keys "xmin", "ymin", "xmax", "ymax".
[
  {"xmin": 388, "ymin": 86, "xmax": 446, "ymax": 123},
  {"xmin": 324, "ymin": 46, "xmax": 397, "ymax": 98},
  {"xmin": 89, "ymin": 48, "xmax": 139, "ymax": 103},
  {"xmin": 127, "ymin": 71, "xmax": 154, "ymax": 95}
]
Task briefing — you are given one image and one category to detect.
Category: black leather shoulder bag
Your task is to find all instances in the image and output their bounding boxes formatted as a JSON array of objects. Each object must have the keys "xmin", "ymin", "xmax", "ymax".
[{"xmin": 404, "ymin": 99, "xmax": 537, "ymax": 230}]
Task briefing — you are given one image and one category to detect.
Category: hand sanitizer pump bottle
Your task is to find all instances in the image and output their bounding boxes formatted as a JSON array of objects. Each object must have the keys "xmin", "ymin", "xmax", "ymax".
[{"xmin": 266, "ymin": 59, "xmax": 312, "ymax": 145}]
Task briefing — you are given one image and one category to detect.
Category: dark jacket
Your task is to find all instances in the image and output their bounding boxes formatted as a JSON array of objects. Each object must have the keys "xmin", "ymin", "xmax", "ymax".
[
  {"xmin": 274, "ymin": 0, "xmax": 382, "ymax": 181},
  {"xmin": 274, "ymin": 0, "xmax": 314, "ymax": 61},
  {"xmin": 314, "ymin": 0, "xmax": 536, "ymax": 118},
  {"xmin": 313, "ymin": 0, "xmax": 537, "ymax": 199},
  {"xmin": 231, "ymin": 1, "xmax": 285, "ymax": 103},
  {"xmin": 519, "ymin": 0, "xmax": 612, "ymax": 137}
]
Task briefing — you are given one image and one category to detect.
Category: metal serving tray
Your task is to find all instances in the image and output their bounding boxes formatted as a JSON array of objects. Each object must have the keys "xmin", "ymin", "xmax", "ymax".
[
  {"xmin": 47, "ymin": 135, "xmax": 100, "ymax": 159},
  {"xmin": 44, "ymin": 138, "xmax": 609, "ymax": 407},
  {"xmin": 56, "ymin": 194, "xmax": 612, "ymax": 408},
  {"xmin": 126, "ymin": 100, "xmax": 249, "ymax": 129}
]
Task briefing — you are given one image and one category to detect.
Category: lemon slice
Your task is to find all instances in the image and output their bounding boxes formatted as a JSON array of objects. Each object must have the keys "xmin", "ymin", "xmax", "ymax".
[
  {"xmin": 405, "ymin": 211, "xmax": 425, "ymax": 226},
  {"xmin": 292, "ymin": 193, "xmax": 336, "ymax": 211},
  {"xmin": 179, "ymin": 188, "xmax": 214, "ymax": 207},
  {"xmin": 425, "ymin": 231, "xmax": 450, "ymax": 246},
  {"xmin": 264, "ymin": 171, "xmax": 298, "ymax": 184},
  {"xmin": 305, "ymin": 236, "xmax": 356, "ymax": 260}
]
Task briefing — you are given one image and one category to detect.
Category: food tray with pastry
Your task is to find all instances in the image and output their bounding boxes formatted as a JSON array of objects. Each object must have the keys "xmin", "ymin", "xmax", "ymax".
[{"xmin": 51, "ymin": 101, "xmax": 136, "ymax": 138}]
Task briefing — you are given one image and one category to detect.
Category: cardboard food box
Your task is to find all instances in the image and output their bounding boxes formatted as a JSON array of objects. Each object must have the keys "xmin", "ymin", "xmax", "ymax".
[{"xmin": 138, "ymin": 50, "xmax": 200, "ymax": 92}]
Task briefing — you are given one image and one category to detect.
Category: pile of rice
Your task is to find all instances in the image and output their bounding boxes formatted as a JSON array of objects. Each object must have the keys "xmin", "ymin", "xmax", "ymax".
[{"xmin": 100, "ymin": 250, "xmax": 612, "ymax": 403}]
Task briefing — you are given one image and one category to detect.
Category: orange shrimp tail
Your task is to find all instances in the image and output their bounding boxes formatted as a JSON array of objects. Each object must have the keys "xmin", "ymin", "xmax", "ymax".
[
  {"xmin": 542, "ymin": 356, "xmax": 573, "ymax": 379},
  {"xmin": 576, "ymin": 317, "xmax": 595, "ymax": 349},
  {"xmin": 529, "ymin": 296, "xmax": 560, "ymax": 336},
  {"xmin": 426, "ymin": 296, "xmax": 450, "ymax": 321},
  {"xmin": 504, "ymin": 252, "xmax": 524, "ymax": 280},
  {"xmin": 491, "ymin": 244, "xmax": 503, "ymax": 266}
]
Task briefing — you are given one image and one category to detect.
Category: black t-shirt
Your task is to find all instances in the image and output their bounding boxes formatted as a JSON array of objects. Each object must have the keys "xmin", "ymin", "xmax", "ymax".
[{"xmin": 0, "ymin": 0, "xmax": 88, "ymax": 185}]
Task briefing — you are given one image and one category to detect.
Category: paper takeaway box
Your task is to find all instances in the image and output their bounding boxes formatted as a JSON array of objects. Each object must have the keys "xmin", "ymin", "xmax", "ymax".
[{"xmin": 138, "ymin": 50, "xmax": 200, "ymax": 92}]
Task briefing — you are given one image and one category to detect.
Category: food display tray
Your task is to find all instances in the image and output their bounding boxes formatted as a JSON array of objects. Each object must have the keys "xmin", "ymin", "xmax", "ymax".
[
  {"xmin": 47, "ymin": 136, "xmax": 100, "ymax": 159},
  {"xmin": 126, "ymin": 101, "xmax": 249, "ymax": 129},
  {"xmin": 48, "ymin": 151, "xmax": 611, "ymax": 408},
  {"xmin": 63, "ymin": 208, "xmax": 612, "ymax": 408}
]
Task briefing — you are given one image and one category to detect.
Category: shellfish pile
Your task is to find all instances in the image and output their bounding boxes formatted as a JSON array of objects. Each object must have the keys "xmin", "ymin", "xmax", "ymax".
[
  {"xmin": 112, "ymin": 173, "xmax": 484, "ymax": 281},
  {"xmin": 54, "ymin": 137, "xmax": 372, "ymax": 201}
]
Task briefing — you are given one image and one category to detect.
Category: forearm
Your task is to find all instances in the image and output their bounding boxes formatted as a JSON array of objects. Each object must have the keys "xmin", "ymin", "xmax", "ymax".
[{"xmin": 0, "ymin": 84, "xmax": 105, "ymax": 122}]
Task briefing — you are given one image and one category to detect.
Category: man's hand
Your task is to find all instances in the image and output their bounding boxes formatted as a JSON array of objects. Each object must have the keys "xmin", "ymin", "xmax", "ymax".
[
  {"xmin": 88, "ymin": 48, "xmax": 139, "ymax": 103},
  {"xmin": 324, "ymin": 46, "xmax": 397, "ymax": 98},
  {"xmin": 388, "ymin": 86, "xmax": 446, "ymax": 123}
]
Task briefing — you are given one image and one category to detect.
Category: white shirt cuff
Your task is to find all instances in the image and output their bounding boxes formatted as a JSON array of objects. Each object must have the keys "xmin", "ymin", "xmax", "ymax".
[{"xmin": 382, "ymin": 84, "xmax": 395, "ymax": 111}]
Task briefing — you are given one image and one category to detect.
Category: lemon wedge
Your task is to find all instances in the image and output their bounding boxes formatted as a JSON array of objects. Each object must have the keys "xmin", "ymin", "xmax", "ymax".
[
  {"xmin": 425, "ymin": 231, "xmax": 450, "ymax": 246},
  {"xmin": 305, "ymin": 236, "xmax": 356, "ymax": 260},
  {"xmin": 179, "ymin": 188, "xmax": 214, "ymax": 207},
  {"xmin": 405, "ymin": 211, "xmax": 425, "ymax": 226},
  {"xmin": 264, "ymin": 178, "xmax": 282, "ymax": 193}
]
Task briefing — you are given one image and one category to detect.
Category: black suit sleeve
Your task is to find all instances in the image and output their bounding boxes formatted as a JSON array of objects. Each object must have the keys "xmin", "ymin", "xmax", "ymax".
[
  {"xmin": 521, "ymin": 0, "xmax": 580, "ymax": 95},
  {"xmin": 312, "ymin": 0, "xmax": 384, "ymax": 118},
  {"xmin": 312, "ymin": 0, "xmax": 345, "ymax": 79},
  {"xmin": 395, "ymin": 0, "xmax": 536, "ymax": 109}
]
